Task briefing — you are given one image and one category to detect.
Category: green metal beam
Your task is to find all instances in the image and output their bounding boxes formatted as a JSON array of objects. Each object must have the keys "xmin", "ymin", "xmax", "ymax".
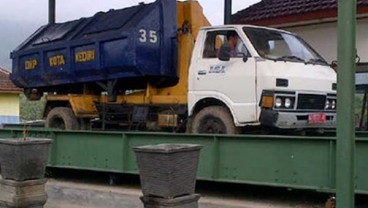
[
  {"xmin": 336, "ymin": 0, "xmax": 356, "ymax": 207},
  {"xmin": 2, "ymin": 129, "xmax": 368, "ymax": 195}
]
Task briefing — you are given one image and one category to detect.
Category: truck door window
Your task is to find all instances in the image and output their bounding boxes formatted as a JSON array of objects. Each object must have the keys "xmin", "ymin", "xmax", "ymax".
[{"xmin": 203, "ymin": 30, "xmax": 248, "ymax": 59}]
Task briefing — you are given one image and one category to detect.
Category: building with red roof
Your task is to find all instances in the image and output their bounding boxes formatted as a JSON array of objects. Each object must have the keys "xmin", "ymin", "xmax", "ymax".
[
  {"xmin": 0, "ymin": 67, "xmax": 22, "ymax": 124},
  {"xmin": 233, "ymin": 0, "xmax": 368, "ymax": 63}
]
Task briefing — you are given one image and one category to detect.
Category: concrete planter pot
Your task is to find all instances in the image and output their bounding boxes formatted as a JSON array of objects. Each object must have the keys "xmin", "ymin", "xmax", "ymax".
[
  {"xmin": 0, "ymin": 138, "xmax": 52, "ymax": 181},
  {"xmin": 134, "ymin": 143, "xmax": 202, "ymax": 199}
]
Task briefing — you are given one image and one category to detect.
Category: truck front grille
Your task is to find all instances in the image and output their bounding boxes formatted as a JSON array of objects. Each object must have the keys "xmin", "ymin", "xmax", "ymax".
[{"xmin": 297, "ymin": 94, "xmax": 326, "ymax": 110}]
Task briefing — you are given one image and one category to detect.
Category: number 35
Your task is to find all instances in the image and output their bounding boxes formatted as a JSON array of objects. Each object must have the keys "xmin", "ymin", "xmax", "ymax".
[{"xmin": 139, "ymin": 29, "xmax": 158, "ymax": 43}]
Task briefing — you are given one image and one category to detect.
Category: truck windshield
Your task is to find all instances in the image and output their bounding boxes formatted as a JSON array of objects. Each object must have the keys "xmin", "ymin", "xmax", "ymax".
[{"xmin": 243, "ymin": 27, "xmax": 327, "ymax": 65}]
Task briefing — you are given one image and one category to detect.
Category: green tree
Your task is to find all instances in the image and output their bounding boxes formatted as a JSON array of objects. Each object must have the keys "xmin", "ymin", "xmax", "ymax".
[{"xmin": 19, "ymin": 94, "xmax": 46, "ymax": 121}]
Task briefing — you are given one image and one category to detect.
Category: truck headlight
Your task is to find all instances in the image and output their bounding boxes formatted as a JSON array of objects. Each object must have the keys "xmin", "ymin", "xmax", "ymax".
[
  {"xmin": 275, "ymin": 97, "xmax": 282, "ymax": 108},
  {"xmin": 274, "ymin": 96, "xmax": 295, "ymax": 109},
  {"xmin": 285, "ymin": 98, "xmax": 292, "ymax": 108},
  {"xmin": 261, "ymin": 91, "xmax": 296, "ymax": 110},
  {"xmin": 331, "ymin": 100, "xmax": 336, "ymax": 109},
  {"xmin": 325, "ymin": 100, "xmax": 330, "ymax": 109},
  {"xmin": 325, "ymin": 98, "xmax": 336, "ymax": 110}
]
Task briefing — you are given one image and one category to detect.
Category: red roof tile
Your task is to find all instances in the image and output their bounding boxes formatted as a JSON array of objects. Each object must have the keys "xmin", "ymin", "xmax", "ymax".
[
  {"xmin": 0, "ymin": 67, "xmax": 22, "ymax": 93},
  {"xmin": 233, "ymin": 0, "xmax": 368, "ymax": 25}
]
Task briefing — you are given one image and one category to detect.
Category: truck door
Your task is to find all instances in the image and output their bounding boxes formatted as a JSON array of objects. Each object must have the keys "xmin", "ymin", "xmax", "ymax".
[{"xmin": 192, "ymin": 29, "xmax": 257, "ymax": 123}]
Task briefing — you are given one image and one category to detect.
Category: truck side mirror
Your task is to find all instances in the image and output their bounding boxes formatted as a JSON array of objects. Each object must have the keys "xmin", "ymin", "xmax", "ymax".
[
  {"xmin": 242, "ymin": 56, "xmax": 248, "ymax": 63},
  {"xmin": 330, "ymin": 60, "xmax": 337, "ymax": 72},
  {"xmin": 218, "ymin": 44, "xmax": 231, "ymax": 61},
  {"xmin": 242, "ymin": 49, "xmax": 249, "ymax": 63}
]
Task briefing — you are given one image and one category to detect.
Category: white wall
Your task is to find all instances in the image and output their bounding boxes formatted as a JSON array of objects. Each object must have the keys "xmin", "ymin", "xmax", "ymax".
[{"xmin": 282, "ymin": 18, "xmax": 368, "ymax": 64}]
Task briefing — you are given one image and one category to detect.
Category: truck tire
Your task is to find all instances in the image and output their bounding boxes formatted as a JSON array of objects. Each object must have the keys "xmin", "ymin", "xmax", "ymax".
[
  {"xmin": 45, "ymin": 107, "xmax": 80, "ymax": 130},
  {"xmin": 191, "ymin": 106, "xmax": 239, "ymax": 134}
]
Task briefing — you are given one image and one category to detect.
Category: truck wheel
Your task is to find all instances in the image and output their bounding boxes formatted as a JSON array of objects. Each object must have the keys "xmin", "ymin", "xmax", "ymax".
[
  {"xmin": 45, "ymin": 107, "xmax": 80, "ymax": 130},
  {"xmin": 191, "ymin": 106, "xmax": 239, "ymax": 134}
]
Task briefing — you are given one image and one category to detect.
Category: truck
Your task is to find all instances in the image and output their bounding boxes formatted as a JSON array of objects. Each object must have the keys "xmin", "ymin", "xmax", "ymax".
[{"xmin": 10, "ymin": 0, "xmax": 337, "ymax": 134}]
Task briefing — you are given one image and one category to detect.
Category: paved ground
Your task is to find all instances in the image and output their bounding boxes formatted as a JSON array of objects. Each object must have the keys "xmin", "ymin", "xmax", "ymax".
[
  {"xmin": 3, "ymin": 171, "xmax": 367, "ymax": 208},
  {"xmin": 45, "ymin": 179, "xmax": 256, "ymax": 208},
  {"xmin": 44, "ymin": 178, "xmax": 325, "ymax": 208}
]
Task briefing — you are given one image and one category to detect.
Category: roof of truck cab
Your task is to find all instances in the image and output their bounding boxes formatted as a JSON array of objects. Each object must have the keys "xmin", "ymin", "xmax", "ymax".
[{"xmin": 200, "ymin": 25, "xmax": 294, "ymax": 34}]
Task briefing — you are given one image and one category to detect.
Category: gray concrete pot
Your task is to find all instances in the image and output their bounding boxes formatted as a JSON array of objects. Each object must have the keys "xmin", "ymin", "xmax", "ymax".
[
  {"xmin": 0, "ymin": 138, "xmax": 52, "ymax": 181},
  {"xmin": 134, "ymin": 143, "xmax": 202, "ymax": 199}
]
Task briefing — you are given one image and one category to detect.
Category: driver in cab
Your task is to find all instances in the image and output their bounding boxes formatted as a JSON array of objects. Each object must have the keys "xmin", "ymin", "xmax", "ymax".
[{"xmin": 226, "ymin": 31, "xmax": 239, "ymax": 57}]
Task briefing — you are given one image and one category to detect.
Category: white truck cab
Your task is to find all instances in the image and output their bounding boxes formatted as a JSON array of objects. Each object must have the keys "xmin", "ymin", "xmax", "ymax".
[{"xmin": 188, "ymin": 25, "xmax": 336, "ymax": 133}]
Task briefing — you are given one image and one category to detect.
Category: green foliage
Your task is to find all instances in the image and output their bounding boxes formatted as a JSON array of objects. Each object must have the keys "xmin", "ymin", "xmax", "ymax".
[
  {"xmin": 19, "ymin": 94, "xmax": 46, "ymax": 121},
  {"xmin": 355, "ymin": 93, "xmax": 368, "ymax": 129},
  {"xmin": 355, "ymin": 93, "xmax": 364, "ymax": 115}
]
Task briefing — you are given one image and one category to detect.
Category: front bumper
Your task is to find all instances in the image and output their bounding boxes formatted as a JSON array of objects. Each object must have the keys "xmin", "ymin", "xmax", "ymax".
[{"xmin": 260, "ymin": 109, "xmax": 336, "ymax": 129}]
